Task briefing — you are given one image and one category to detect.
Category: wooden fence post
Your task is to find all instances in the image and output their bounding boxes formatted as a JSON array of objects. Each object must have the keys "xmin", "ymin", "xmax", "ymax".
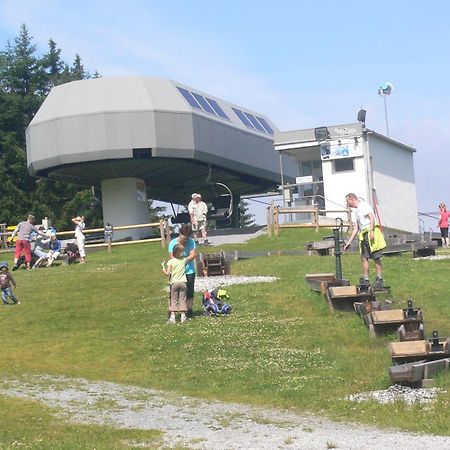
[
  {"xmin": 165, "ymin": 218, "xmax": 171, "ymax": 245},
  {"xmin": 160, "ymin": 219, "xmax": 166, "ymax": 248},
  {"xmin": 266, "ymin": 206, "xmax": 272, "ymax": 237},
  {"xmin": 274, "ymin": 206, "xmax": 280, "ymax": 237},
  {"xmin": 314, "ymin": 204, "xmax": 319, "ymax": 232}
]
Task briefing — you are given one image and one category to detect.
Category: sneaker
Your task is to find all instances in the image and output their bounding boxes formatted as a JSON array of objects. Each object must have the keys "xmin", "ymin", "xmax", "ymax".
[
  {"xmin": 358, "ymin": 277, "xmax": 370, "ymax": 287},
  {"xmin": 180, "ymin": 315, "xmax": 187, "ymax": 323},
  {"xmin": 11, "ymin": 265, "xmax": 19, "ymax": 272},
  {"xmin": 167, "ymin": 316, "xmax": 176, "ymax": 324},
  {"xmin": 372, "ymin": 277, "xmax": 384, "ymax": 290}
]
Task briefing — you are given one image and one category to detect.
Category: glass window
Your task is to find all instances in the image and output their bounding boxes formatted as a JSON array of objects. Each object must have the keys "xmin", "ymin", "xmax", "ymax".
[
  {"xmin": 334, "ymin": 158, "xmax": 354, "ymax": 172},
  {"xmin": 205, "ymin": 98, "xmax": 229, "ymax": 119},
  {"xmin": 192, "ymin": 93, "xmax": 217, "ymax": 115},
  {"xmin": 301, "ymin": 161, "xmax": 313, "ymax": 176},
  {"xmin": 256, "ymin": 116, "xmax": 274, "ymax": 135},
  {"xmin": 177, "ymin": 87, "xmax": 202, "ymax": 110},
  {"xmin": 232, "ymin": 108, "xmax": 255, "ymax": 128},
  {"xmin": 244, "ymin": 112, "xmax": 267, "ymax": 132}
]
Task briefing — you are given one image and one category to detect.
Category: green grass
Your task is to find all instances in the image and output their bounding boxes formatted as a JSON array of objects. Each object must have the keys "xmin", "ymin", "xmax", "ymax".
[
  {"xmin": 0, "ymin": 396, "xmax": 162, "ymax": 450},
  {"xmin": 0, "ymin": 228, "xmax": 449, "ymax": 445}
]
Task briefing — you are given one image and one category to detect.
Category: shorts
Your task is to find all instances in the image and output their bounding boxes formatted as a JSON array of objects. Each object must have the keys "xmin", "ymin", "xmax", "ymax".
[
  {"xmin": 440, "ymin": 227, "xmax": 449, "ymax": 238},
  {"xmin": 192, "ymin": 220, "xmax": 206, "ymax": 232},
  {"xmin": 360, "ymin": 234, "xmax": 383, "ymax": 260}
]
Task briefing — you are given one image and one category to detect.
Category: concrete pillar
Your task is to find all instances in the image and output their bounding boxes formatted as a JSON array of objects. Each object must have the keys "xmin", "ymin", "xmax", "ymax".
[{"xmin": 101, "ymin": 177, "xmax": 150, "ymax": 241}]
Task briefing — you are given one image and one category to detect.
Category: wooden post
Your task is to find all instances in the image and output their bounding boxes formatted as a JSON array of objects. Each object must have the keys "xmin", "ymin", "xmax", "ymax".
[
  {"xmin": 266, "ymin": 206, "xmax": 272, "ymax": 237},
  {"xmin": 160, "ymin": 219, "xmax": 166, "ymax": 248},
  {"xmin": 165, "ymin": 218, "xmax": 171, "ymax": 244},
  {"xmin": 107, "ymin": 240, "xmax": 112, "ymax": 254},
  {"xmin": 274, "ymin": 206, "xmax": 280, "ymax": 237},
  {"xmin": 314, "ymin": 204, "xmax": 320, "ymax": 232}
]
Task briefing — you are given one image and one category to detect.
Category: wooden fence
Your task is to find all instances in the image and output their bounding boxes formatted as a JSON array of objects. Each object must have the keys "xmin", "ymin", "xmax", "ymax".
[
  {"xmin": 0, "ymin": 218, "xmax": 172, "ymax": 251},
  {"xmin": 266, "ymin": 204, "xmax": 352, "ymax": 236}
]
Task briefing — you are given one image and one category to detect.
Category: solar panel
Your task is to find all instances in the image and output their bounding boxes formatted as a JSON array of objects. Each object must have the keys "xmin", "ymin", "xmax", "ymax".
[
  {"xmin": 244, "ymin": 112, "xmax": 267, "ymax": 132},
  {"xmin": 206, "ymin": 98, "xmax": 229, "ymax": 119},
  {"xmin": 256, "ymin": 116, "xmax": 274, "ymax": 135},
  {"xmin": 232, "ymin": 108, "xmax": 254, "ymax": 128},
  {"xmin": 177, "ymin": 87, "xmax": 202, "ymax": 110},
  {"xmin": 192, "ymin": 93, "xmax": 217, "ymax": 115}
]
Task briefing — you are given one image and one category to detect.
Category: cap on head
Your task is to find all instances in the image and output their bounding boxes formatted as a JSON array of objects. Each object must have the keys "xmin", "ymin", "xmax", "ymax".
[
  {"xmin": 0, "ymin": 261, "xmax": 8, "ymax": 269},
  {"xmin": 191, "ymin": 193, "xmax": 201, "ymax": 199}
]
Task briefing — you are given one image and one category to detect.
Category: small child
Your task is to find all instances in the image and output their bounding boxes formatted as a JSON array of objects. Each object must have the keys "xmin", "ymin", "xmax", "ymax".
[
  {"xmin": 162, "ymin": 244, "xmax": 188, "ymax": 324},
  {"xmin": 0, "ymin": 262, "xmax": 20, "ymax": 305},
  {"xmin": 47, "ymin": 235, "xmax": 62, "ymax": 267}
]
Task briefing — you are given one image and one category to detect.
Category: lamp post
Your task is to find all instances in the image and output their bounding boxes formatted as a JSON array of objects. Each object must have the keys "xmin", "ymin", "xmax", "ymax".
[{"xmin": 378, "ymin": 82, "xmax": 393, "ymax": 137}]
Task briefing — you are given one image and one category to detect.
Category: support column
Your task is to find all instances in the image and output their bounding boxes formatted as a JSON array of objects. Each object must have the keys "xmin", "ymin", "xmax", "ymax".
[{"xmin": 101, "ymin": 178, "xmax": 150, "ymax": 241}]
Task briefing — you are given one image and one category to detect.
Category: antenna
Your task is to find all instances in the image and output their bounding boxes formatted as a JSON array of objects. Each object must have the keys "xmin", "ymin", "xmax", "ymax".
[{"xmin": 378, "ymin": 82, "xmax": 394, "ymax": 136}]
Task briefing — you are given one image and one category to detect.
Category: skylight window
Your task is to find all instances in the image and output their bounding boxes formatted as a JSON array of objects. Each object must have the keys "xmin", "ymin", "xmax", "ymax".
[
  {"xmin": 192, "ymin": 93, "xmax": 216, "ymax": 115},
  {"xmin": 177, "ymin": 87, "xmax": 202, "ymax": 110},
  {"xmin": 256, "ymin": 116, "xmax": 274, "ymax": 135},
  {"xmin": 232, "ymin": 108, "xmax": 254, "ymax": 129},
  {"xmin": 232, "ymin": 108, "xmax": 273, "ymax": 135},
  {"xmin": 177, "ymin": 86, "xmax": 230, "ymax": 121},
  {"xmin": 205, "ymin": 98, "xmax": 229, "ymax": 119},
  {"xmin": 244, "ymin": 112, "xmax": 267, "ymax": 132}
]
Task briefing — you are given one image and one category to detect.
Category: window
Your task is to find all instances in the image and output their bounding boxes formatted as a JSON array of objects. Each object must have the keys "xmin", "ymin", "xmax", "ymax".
[
  {"xmin": 192, "ymin": 93, "xmax": 216, "ymax": 115},
  {"xmin": 244, "ymin": 112, "xmax": 267, "ymax": 132},
  {"xmin": 133, "ymin": 148, "xmax": 152, "ymax": 159},
  {"xmin": 256, "ymin": 116, "xmax": 274, "ymax": 135},
  {"xmin": 205, "ymin": 97, "xmax": 229, "ymax": 119},
  {"xmin": 177, "ymin": 87, "xmax": 202, "ymax": 110},
  {"xmin": 334, "ymin": 158, "xmax": 354, "ymax": 172},
  {"xmin": 177, "ymin": 86, "xmax": 230, "ymax": 121},
  {"xmin": 232, "ymin": 108, "xmax": 254, "ymax": 128}
]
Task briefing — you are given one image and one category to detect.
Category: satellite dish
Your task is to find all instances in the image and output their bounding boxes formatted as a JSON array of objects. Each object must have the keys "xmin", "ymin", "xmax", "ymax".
[{"xmin": 378, "ymin": 82, "xmax": 394, "ymax": 96}]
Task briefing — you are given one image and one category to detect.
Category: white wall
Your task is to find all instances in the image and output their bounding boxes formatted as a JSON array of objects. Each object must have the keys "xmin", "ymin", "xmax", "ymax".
[
  {"xmin": 368, "ymin": 135, "xmax": 419, "ymax": 233},
  {"xmin": 101, "ymin": 178, "xmax": 152, "ymax": 240},
  {"xmin": 322, "ymin": 155, "xmax": 367, "ymax": 219}
]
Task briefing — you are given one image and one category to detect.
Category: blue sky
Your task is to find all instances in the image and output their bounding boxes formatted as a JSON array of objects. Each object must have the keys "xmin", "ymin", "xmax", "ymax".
[{"xmin": 1, "ymin": 0, "xmax": 449, "ymax": 228}]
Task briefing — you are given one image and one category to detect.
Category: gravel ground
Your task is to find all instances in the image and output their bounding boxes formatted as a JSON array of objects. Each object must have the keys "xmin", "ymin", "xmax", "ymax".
[
  {"xmin": 194, "ymin": 275, "xmax": 278, "ymax": 292},
  {"xmin": 1, "ymin": 375, "xmax": 449, "ymax": 450}
]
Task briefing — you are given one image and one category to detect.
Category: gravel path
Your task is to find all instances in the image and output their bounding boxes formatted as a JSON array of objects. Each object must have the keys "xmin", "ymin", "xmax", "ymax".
[{"xmin": 1, "ymin": 375, "xmax": 449, "ymax": 450}]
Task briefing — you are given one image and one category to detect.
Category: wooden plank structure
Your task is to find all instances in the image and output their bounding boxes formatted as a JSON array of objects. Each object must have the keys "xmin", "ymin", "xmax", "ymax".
[
  {"xmin": 365, "ymin": 303, "xmax": 424, "ymax": 338},
  {"xmin": 389, "ymin": 333, "xmax": 450, "ymax": 365},
  {"xmin": 196, "ymin": 251, "xmax": 231, "ymax": 277},
  {"xmin": 326, "ymin": 285, "xmax": 376, "ymax": 313},
  {"xmin": 305, "ymin": 273, "xmax": 350, "ymax": 294},
  {"xmin": 388, "ymin": 358, "xmax": 450, "ymax": 387}
]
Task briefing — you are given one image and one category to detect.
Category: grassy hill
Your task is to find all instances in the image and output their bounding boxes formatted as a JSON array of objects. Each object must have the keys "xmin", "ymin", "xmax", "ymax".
[{"xmin": 0, "ymin": 228, "xmax": 449, "ymax": 448}]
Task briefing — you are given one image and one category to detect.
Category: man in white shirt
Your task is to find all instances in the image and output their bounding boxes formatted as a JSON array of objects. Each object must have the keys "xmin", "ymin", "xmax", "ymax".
[
  {"xmin": 188, "ymin": 193, "xmax": 208, "ymax": 244},
  {"xmin": 343, "ymin": 193, "xmax": 385, "ymax": 288}
]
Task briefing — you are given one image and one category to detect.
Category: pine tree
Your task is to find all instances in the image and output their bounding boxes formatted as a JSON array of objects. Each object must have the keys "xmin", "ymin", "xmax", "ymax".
[{"xmin": 239, "ymin": 200, "xmax": 255, "ymax": 228}]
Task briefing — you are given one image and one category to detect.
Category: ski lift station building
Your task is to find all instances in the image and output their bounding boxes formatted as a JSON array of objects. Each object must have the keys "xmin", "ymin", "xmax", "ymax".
[
  {"xmin": 26, "ymin": 77, "xmax": 419, "ymax": 236},
  {"xmin": 274, "ymin": 122, "xmax": 419, "ymax": 233},
  {"xmin": 26, "ymin": 76, "xmax": 297, "ymax": 238}
]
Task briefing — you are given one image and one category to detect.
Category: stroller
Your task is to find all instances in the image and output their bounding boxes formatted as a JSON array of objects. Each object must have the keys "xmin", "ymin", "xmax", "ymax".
[
  {"xmin": 202, "ymin": 288, "xmax": 232, "ymax": 316},
  {"xmin": 64, "ymin": 242, "xmax": 80, "ymax": 264}
]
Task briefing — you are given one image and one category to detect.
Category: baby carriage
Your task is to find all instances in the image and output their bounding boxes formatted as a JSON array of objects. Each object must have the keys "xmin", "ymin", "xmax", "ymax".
[
  {"xmin": 64, "ymin": 242, "xmax": 80, "ymax": 264},
  {"xmin": 202, "ymin": 288, "xmax": 232, "ymax": 316}
]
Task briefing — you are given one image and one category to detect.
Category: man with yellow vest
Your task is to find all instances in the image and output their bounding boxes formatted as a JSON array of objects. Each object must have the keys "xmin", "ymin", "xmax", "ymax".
[{"xmin": 343, "ymin": 193, "xmax": 386, "ymax": 288}]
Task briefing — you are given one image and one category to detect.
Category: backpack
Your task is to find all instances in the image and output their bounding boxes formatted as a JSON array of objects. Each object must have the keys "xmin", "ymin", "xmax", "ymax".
[{"xmin": 202, "ymin": 288, "xmax": 232, "ymax": 316}]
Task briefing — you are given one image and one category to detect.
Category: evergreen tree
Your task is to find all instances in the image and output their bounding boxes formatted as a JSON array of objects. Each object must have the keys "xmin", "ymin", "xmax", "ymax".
[
  {"xmin": 239, "ymin": 200, "xmax": 255, "ymax": 228},
  {"xmin": 0, "ymin": 25, "xmax": 100, "ymax": 229}
]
